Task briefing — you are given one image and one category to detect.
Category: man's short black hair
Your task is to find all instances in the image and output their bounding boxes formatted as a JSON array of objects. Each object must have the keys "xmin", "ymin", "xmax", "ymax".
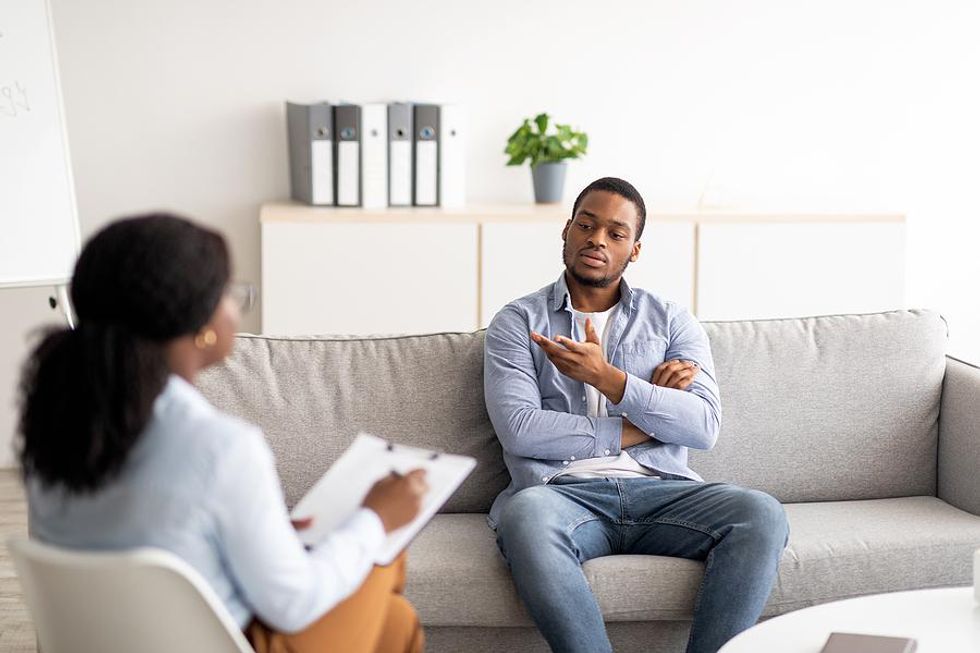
[{"xmin": 571, "ymin": 177, "xmax": 647, "ymax": 241}]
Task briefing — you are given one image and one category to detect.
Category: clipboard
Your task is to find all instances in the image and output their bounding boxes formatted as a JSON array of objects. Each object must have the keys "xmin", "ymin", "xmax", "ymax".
[{"xmin": 290, "ymin": 433, "xmax": 476, "ymax": 565}]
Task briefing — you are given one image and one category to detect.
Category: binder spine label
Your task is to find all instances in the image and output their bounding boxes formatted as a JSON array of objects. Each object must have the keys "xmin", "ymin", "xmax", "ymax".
[
  {"xmin": 361, "ymin": 105, "xmax": 388, "ymax": 209},
  {"xmin": 311, "ymin": 140, "xmax": 334, "ymax": 205},
  {"xmin": 389, "ymin": 141, "xmax": 412, "ymax": 206},
  {"xmin": 439, "ymin": 106, "xmax": 465, "ymax": 208},
  {"xmin": 415, "ymin": 141, "xmax": 438, "ymax": 206},
  {"xmin": 337, "ymin": 141, "xmax": 360, "ymax": 206}
]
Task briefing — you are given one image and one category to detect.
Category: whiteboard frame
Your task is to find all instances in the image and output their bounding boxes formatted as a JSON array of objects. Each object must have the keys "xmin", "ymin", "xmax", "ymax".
[{"xmin": 0, "ymin": 0, "xmax": 80, "ymax": 289}]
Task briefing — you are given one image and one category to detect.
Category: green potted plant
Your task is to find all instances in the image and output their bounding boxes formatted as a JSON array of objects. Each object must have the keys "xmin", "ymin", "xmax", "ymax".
[{"xmin": 505, "ymin": 113, "xmax": 588, "ymax": 203}]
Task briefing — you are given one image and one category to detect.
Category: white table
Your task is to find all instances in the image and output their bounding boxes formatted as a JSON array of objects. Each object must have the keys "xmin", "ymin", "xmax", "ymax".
[{"xmin": 719, "ymin": 587, "xmax": 980, "ymax": 652}]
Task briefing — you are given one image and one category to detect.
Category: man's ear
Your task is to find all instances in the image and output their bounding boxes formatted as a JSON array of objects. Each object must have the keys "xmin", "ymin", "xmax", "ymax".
[
  {"xmin": 630, "ymin": 240, "xmax": 642, "ymax": 262},
  {"xmin": 561, "ymin": 219, "xmax": 571, "ymax": 241}
]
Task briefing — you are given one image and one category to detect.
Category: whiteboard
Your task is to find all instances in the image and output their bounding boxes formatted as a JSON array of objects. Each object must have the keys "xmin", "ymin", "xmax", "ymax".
[{"xmin": 0, "ymin": 0, "xmax": 79, "ymax": 288}]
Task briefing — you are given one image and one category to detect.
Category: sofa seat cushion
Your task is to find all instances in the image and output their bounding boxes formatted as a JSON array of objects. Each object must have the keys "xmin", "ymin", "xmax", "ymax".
[
  {"xmin": 404, "ymin": 497, "xmax": 980, "ymax": 627},
  {"xmin": 771, "ymin": 496, "xmax": 980, "ymax": 613}
]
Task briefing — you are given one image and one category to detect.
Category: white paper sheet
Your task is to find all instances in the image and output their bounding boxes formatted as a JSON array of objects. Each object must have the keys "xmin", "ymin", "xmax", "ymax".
[{"xmin": 290, "ymin": 433, "xmax": 476, "ymax": 565}]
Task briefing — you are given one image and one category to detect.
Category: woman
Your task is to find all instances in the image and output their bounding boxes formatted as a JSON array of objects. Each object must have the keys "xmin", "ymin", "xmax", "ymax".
[{"xmin": 18, "ymin": 213, "xmax": 427, "ymax": 652}]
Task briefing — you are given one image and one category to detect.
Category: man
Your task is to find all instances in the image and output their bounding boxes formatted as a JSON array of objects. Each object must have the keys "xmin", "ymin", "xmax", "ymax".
[{"xmin": 484, "ymin": 177, "xmax": 788, "ymax": 653}]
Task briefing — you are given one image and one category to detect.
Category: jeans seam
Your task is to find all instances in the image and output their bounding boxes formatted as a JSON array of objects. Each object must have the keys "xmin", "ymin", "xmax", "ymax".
[
  {"xmin": 565, "ymin": 514, "xmax": 603, "ymax": 563},
  {"xmin": 643, "ymin": 517, "xmax": 723, "ymax": 541},
  {"xmin": 616, "ymin": 479, "xmax": 629, "ymax": 551},
  {"xmin": 686, "ymin": 544, "xmax": 717, "ymax": 651},
  {"xmin": 565, "ymin": 514, "xmax": 601, "ymax": 537},
  {"xmin": 617, "ymin": 478, "xmax": 628, "ymax": 519}
]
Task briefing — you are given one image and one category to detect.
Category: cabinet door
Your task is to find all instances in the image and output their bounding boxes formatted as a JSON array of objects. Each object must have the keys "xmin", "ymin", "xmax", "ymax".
[
  {"xmin": 262, "ymin": 222, "xmax": 478, "ymax": 335},
  {"xmin": 696, "ymin": 221, "xmax": 905, "ymax": 321},
  {"xmin": 480, "ymin": 221, "xmax": 695, "ymax": 327},
  {"xmin": 480, "ymin": 222, "xmax": 564, "ymax": 328}
]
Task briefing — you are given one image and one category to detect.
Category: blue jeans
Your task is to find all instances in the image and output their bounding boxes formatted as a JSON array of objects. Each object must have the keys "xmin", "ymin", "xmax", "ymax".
[{"xmin": 494, "ymin": 478, "xmax": 789, "ymax": 653}]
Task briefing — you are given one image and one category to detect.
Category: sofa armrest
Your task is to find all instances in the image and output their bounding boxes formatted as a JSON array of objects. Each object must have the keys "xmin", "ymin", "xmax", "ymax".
[{"xmin": 938, "ymin": 356, "xmax": 980, "ymax": 515}]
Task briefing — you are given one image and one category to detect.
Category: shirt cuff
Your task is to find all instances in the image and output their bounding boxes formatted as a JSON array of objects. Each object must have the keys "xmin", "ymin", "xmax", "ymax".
[
  {"xmin": 344, "ymin": 507, "xmax": 387, "ymax": 557},
  {"xmin": 615, "ymin": 372, "xmax": 658, "ymax": 418},
  {"xmin": 594, "ymin": 416, "xmax": 622, "ymax": 457}
]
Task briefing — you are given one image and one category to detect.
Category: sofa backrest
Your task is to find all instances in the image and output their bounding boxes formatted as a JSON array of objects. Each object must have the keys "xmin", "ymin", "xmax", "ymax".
[
  {"xmin": 197, "ymin": 310, "xmax": 947, "ymax": 512},
  {"xmin": 197, "ymin": 332, "xmax": 507, "ymax": 513},
  {"xmin": 693, "ymin": 310, "xmax": 946, "ymax": 502}
]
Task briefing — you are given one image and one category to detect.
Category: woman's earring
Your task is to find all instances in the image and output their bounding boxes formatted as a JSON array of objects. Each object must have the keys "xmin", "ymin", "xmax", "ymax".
[{"xmin": 194, "ymin": 329, "xmax": 218, "ymax": 349}]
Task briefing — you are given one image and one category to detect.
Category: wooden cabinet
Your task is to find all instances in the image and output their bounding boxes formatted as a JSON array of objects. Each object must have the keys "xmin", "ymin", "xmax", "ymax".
[
  {"xmin": 262, "ymin": 218, "xmax": 477, "ymax": 335},
  {"xmin": 260, "ymin": 203, "xmax": 905, "ymax": 336}
]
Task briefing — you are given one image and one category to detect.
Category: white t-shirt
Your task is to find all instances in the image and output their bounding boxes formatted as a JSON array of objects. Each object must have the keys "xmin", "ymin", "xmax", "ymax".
[{"xmin": 557, "ymin": 305, "xmax": 657, "ymax": 480}]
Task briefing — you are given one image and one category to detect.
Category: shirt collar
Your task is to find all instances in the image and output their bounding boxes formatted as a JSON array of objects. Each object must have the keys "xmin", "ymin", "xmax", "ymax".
[
  {"xmin": 154, "ymin": 373, "xmax": 210, "ymax": 418},
  {"xmin": 550, "ymin": 272, "xmax": 635, "ymax": 314}
]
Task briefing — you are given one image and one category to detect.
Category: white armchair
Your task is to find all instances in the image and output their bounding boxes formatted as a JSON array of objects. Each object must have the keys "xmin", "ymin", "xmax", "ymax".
[{"xmin": 8, "ymin": 537, "xmax": 255, "ymax": 653}]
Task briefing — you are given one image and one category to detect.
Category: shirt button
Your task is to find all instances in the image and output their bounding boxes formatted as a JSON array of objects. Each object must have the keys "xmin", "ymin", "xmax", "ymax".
[
  {"xmin": 582, "ymin": 395, "xmax": 587, "ymax": 401},
  {"xmin": 622, "ymin": 412, "xmax": 629, "ymax": 418},
  {"xmin": 570, "ymin": 456, "xmax": 576, "ymax": 461},
  {"xmin": 604, "ymin": 449, "xmax": 611, "ymax": 455},
  {"xmin": 541, "ymin": 476, "xmax": 548, "ymax": 482},
  {"xmin": 562, "ymin": 460, "xmax": 569, "ymax": 466}
]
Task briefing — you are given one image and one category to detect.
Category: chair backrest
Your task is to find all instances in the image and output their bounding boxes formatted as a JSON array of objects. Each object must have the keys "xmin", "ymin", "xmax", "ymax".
[{"xmin": 7, "ymin": 537, "xmax": 254, "ymax": 653}]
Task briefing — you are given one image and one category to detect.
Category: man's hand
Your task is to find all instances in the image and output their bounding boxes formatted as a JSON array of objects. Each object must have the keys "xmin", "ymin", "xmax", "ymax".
[
  {"xmin": 621, "ymin": 419, "xmax": 649, "ymax": 448},
  {"xmin": 652, "ymin": 359, "xmax": 699, "ymax": 391},
  {"xmin": 531, "ymin": 318, "xmax": 627, "ymax": 403}
]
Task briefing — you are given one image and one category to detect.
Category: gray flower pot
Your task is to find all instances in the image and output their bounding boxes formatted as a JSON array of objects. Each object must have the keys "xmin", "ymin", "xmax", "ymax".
[{"xmin": 531, "ymin": 162, "xmax": 568, "ymax": 204}]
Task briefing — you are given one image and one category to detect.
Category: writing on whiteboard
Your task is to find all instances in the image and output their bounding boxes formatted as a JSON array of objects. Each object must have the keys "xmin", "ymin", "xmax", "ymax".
[{"xmin": 0, "ymin": 81, "xmax": 31, "ymax": 117}]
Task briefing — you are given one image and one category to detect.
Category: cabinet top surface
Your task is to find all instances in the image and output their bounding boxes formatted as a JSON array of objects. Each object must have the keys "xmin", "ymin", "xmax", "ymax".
[{"xmin": 260, "ymin": 202, "xmax": 904, "ymax": 225}]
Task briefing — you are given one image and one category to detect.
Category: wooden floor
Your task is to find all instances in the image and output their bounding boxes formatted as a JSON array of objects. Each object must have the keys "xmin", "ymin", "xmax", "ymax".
[{"xmin": 0, "ymin": 470, "xmax": 35, "ymax": 653}]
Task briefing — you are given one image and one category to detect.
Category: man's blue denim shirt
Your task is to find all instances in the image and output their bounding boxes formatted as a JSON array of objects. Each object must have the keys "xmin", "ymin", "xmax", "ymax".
[{"xmin": 484, "ymin": 273, "xmax": 722, "ymax": 528}]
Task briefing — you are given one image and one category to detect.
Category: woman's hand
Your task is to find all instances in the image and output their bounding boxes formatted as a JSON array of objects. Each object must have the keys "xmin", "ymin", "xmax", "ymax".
[{"xmin": 362, "ymin": 469, "xmax": 429, "ymax": 533}]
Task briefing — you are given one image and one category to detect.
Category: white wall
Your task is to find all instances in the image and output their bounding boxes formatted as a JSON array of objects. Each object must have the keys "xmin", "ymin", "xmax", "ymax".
[{"xmin": 1, "ymin": 0, "xmax": 978, "ymax": 465}]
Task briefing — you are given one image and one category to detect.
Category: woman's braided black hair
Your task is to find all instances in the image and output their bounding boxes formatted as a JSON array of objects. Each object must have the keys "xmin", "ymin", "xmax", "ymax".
[{"xmin": 17, "ymin": 213, "xmax": 230, "ymax": 493}]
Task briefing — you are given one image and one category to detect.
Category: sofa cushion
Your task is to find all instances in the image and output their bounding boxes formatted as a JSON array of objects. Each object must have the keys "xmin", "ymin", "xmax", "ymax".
[
  {"xmin": 769, "ymin": 496, "xmax": 980, "ymax": 612},
  {"xmin": 404, "ymin": 497, "xmax": 980, "ymax": 627},
  {"xmin": 197, "ymin": 332, "xmax": 509, "ymax": 513},
  {"xmin": 695, "ymin": 310, "xmax": 947, "ymax": 502},
  {"xmin": 199, "ymin": 310, "xmax": 946, "ymax": 512}
]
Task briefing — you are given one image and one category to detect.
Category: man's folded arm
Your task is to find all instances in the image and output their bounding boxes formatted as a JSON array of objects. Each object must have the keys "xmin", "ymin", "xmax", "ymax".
[
  {"xmin": 484, "ymin": 307, "xmax": 623, "ymax": 461},
  {"xmin": 613, "ymin": 311, "xmax": 722, "ymax": 450}
]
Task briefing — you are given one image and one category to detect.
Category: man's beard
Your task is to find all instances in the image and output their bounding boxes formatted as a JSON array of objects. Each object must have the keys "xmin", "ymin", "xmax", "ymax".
[{"xmin": 562, "ymin": 245, "xmax": 630, "ymax": 288}]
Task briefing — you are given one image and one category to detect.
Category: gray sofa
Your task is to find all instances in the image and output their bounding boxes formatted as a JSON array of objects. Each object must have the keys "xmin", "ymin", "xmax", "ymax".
[{"xmin": 198, "ymin": 309, "xmax": 980, "ymax": 652}]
